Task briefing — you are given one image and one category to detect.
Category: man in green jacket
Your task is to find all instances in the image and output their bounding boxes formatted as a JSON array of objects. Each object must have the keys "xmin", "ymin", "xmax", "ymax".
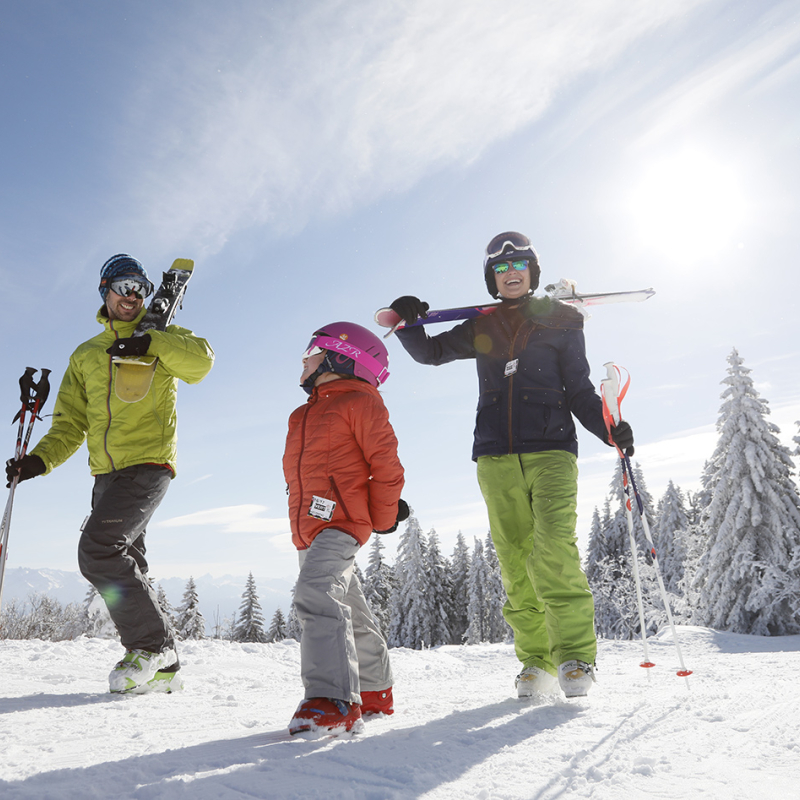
[{"xmin": 5, "ymin": 254, "xmax": 214, "ymax": 694}]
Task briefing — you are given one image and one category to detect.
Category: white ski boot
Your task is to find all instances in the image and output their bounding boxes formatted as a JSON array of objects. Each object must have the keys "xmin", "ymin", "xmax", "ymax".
[
  {"xmin": 558, "ymin": 660, "xmax": 596, "ymax": 698},
  {"xmin": 109, "ymin": 648, "xmax": 179, "ymax": 694},
  {"xmin": 515, "ymin": 666, "xmax": 559, "ymax": 698}
]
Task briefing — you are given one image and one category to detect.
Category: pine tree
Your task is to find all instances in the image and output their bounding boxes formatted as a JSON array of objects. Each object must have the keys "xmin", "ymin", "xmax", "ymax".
[
  {"xmin": 465, "ymin": 537, "xmax": 493, "ymax": 644},
  {"xmin": 448, "ymin": 532, "xmax": 471, "ymax": 644},
  {"xmin": 285, "ymin": 582, "xmax": 302, "ymax": 642},
  {"xmin": 174, "ymin": 576, "xmax": 206, "ymax": 640},
  {"xmin": 363, "ymin": 535, "xmax": 394, "ymax": 638},
  {"xmin": 423, "ymin": 529, "xmax": 452, "ymax": 647},
  {"xmin": 388, "ymin": 513, "xmax": 431, "ymax": 649},
  {"xmin": 459, "ymin": 534, "xmax": 520, "ymax": 645},
  {"xmin": 266, "ymin": 608, "xmax": 287, "ymax": 642},
  {"xmin": 232, "ymin": 573, "xmax": 268, "ymax": 643},
  {"xmin": 694, "ymin": 349, "xmax": 800, "ymax": 635},
  {"xmin": 484, "ymin": 533, "xmax": 511, "ymax": 642},
  {"xmin": 156, "ymin": 583, "xmax": 177, "ymax": 633},
  {"xmin": 655, "ymin": 481, "xmax": 689, "ymax": 595},
  {"xmin": 586, "ymin": 463, "xmax": 661, "ymax": 639}
]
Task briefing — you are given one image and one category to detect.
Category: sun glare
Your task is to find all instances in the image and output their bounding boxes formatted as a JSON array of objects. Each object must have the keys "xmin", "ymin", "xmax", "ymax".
[{"xmin": 627, "ymin": 150, "xmax": 746, "ymax": 262}]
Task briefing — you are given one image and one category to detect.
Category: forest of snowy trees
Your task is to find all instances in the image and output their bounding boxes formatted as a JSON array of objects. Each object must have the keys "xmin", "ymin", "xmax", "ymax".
[
  {"xmin": 3, "ymin": 349, "xmax": 800, "ymax": 644},
  {"xmin": 588, "ymin": 349, "xmax": 800, "ymax": 638}
]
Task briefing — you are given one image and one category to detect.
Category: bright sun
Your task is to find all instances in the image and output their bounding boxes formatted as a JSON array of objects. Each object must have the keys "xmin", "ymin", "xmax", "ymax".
[{"xmin": 627, "ymin": 149, "xmax": 746, "ymax": 261}]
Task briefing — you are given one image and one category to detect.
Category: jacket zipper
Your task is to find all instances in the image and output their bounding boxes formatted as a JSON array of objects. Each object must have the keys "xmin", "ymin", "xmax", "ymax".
[
  {"xmin": 507, "ymin": 320, "xmax": 534, "ymax": 454},
  {"xmin": 103, "ymin": 325, "xmax": 118, "ymax": 471},
  {"xmin": 295, "ymin": 405, "xmax": 311, "ymax": 548},
  {"xmin": 507, "ymin": 327, "xmax": 518, "ymax": 454}
]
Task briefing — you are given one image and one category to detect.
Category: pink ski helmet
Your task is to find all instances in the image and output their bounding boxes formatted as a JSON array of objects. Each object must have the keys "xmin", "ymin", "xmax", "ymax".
[{"xmin": 302, "ymin": 321, "xmax": 390, "ymax": 390}]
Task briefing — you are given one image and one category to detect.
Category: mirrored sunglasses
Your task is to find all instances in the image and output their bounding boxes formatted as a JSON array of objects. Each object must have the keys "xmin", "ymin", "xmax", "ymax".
[
  {"xmin": 109, "ymin": 276, "xmax": 152, "ymax": 299},
  {"xmin": 492, "ymin": 260, "xmax": 529, "ymax": 274}
]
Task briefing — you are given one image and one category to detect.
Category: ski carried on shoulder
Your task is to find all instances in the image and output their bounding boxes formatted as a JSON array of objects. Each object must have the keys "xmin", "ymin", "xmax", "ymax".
[
  {"xmin": 113, "ymin": 258, "xmax": 194, "ymax": 403},
  {"xmin": 374, "ymin": 279, "xmax": 655, "ymax": 336}
]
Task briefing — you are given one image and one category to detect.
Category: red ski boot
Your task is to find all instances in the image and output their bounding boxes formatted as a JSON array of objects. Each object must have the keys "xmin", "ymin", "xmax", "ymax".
[
  {"xmin": 289, "ymin": 698, "xmax": 363, "ymax": 736},
  {"xmin": 360, "ymin": 687, "xmax": 394, "ymax": 717}
]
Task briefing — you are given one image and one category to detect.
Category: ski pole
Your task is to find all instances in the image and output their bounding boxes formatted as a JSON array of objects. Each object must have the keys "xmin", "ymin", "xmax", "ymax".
[
  {"xmin": 625, "ymin": 458, "xmax": 693, "ymax": 686},
  {"xmin": 599, "ymin": 364, "xmax": 652, "ymax": 669},
  {"xmin": 601, "ymin": 362, "xmax": 692, "ymax": 687},
  {"xmin": 0, "ymin": 368, "xmax": 51, "ymax": 612}
]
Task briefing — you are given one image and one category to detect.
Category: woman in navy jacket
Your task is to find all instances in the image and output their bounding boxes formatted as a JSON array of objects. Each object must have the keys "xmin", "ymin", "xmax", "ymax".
[{"xmin": 389, "ymin": 231, "xmax": 633, "ymax": 699}]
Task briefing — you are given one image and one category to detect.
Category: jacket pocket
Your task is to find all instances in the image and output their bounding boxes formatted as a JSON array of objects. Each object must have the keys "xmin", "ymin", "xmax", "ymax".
[
  {"xmin": 518, "ymin": 387, "xmax": 568, "ymax": 443},
  {"xmin": 328, "ymin": 476, "xmax": 352, "ymax": 521},
  {"xmin": 474, "ymin": 390, "xmax": 504, "ymax": 447}
]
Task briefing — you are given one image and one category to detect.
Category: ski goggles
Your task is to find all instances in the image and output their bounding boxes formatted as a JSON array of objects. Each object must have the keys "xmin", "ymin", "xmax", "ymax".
[
  {"xmin": 302, "ymin": 345, "xmax": 325, "ymax": 360},
  {"xmin": 484, "ymin": 232, "xmax": 536, "ymax": 266},
  {"xmin": 302, "ymin": 335, "xmax": 389, "ymax": 384},
  {"xmin": 109, "ymin": 276, "xmax": 153, "ymax": 299},
  {"xmin": 492, "ymin": 260, "xmax": 529, "ymax": 274}
]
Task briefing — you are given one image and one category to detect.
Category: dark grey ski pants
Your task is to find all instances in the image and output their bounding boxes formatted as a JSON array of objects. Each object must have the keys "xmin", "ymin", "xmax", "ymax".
[{"xmin": 78, "ymin": 464, "xmax": 175, "ymax": 654}]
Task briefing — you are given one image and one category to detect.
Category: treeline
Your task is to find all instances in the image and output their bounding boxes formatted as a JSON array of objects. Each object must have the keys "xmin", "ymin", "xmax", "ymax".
[
  {"xmin": 5, "ymin": 349, "xmax": 799, "ymax": 644},
  {"xmin": 0, "ymin": 519, "xmax": 511, "ymax": 649}
]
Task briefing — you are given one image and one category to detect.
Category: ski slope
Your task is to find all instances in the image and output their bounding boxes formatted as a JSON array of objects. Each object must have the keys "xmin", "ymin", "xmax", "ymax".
[{"xmin": 1, "ymin": 627, "xmax": 797, "ymax": 799}]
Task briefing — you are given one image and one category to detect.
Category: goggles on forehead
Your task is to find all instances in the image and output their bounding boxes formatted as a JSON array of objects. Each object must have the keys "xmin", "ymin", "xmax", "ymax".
[
  {"xmin": 109, "ymin": 276, "xmax": 153, "ymax": 299},
  {"xmin": 492, "ymin": 260, "xmax": 529, "ymax": 274},
  {"xmin": 484, "ymin": 232, "xmax": 536, "ymax": 267},
  {"xmin": 302, "ymin": 344, "xmax": 325, "ymax": 360},
  {"xmin": 301, "ymin": 334, "xmax": 390, "ymax": 384}
]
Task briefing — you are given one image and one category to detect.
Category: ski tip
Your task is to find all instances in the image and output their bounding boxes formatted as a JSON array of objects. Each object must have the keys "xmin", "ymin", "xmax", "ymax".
[{"xmin": 170, "ymin": 258, "xmax": 194, "ymax": 272}]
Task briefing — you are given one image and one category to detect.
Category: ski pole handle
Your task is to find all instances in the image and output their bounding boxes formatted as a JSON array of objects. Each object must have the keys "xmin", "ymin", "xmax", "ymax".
[{"xmin": 600, "ymin": 362, "xmax": 621, "ymax": 425}]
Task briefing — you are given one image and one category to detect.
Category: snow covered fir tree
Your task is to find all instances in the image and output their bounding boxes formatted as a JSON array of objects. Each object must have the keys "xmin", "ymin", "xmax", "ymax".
[
  {"xmin": 585, "ymin": 348, "xmax": 800, "ymax": 641},
  {"xmin": 232, "ymin": 573, "xmax": 268, "ymax": 643},
  {"xmin": 692, "ymin": 349, "xmax": 800, "ymax": 634},
  {"xmin": 174, "ymin": 576, "xmax": 206, "ymax": 640}
]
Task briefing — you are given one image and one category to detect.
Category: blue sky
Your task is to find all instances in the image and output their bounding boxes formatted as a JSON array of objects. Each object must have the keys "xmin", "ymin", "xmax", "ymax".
[{"xmin": 2, "ymin": 0, "xmax": 800, "ymax": 584}]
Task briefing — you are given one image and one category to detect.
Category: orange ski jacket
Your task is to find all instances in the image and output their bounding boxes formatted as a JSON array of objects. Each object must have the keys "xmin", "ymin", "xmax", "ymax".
[{"xmin": 283, "ymin": 379, "xmax": 404, "ymax": 550}]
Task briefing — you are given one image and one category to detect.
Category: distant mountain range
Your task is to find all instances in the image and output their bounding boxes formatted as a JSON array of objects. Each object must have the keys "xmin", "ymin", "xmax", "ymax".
[{"xmin": 1, "ymin": 567, "xmax": 294, "ymax": 634}]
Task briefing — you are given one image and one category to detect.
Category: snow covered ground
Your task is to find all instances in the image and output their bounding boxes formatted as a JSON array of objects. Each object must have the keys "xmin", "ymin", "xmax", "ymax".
[{"xmin": 1, "ymin": 627, "xmax": 798, "ymax": 799}]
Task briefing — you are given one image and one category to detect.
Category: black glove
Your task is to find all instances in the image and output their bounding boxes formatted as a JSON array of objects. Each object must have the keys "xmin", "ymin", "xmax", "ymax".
[
  {"xmin": 390, "ymin": 296, "xmax": 429, "ymax": 326},
  {"xmin": 607, "ymin": 420, "xmax": 634, "ymax": 456},
  {"xmin": 5, "ymin": 454, "xmax": 46, "ymax": 487},
  {"xmin": 106, "ymin": 334, "xmax": 151, "ymax": 358},
  {"xmin": 375, "ymin": 498, "xmax": 410, "ymax": 534}
]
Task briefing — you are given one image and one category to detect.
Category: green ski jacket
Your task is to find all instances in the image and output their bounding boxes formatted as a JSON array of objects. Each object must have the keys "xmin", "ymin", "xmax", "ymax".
[{"xmin": 31, "ymin": 307, "xmax": 214, "ymax": 477}]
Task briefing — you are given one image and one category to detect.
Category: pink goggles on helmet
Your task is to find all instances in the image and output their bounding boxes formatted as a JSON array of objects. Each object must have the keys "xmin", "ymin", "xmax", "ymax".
[{"xmin": 302, "ymin": 335, "xmax": 390, "ymax": 386}]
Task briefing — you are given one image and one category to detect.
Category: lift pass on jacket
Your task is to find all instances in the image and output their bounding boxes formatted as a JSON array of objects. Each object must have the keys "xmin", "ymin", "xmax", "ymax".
[{"xmin": 308, "ymin": 495, "xmax": 336, "ymax": 521}]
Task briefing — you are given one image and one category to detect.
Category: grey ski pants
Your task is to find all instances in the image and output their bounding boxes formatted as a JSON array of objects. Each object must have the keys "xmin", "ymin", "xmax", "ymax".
[
  {"xmin": 294, "ymin": 529, "xmax": 392, "ymax": 704},
  {"xmin": 78, "ymin": 464, "xmax": 175, "ymax": 654}
]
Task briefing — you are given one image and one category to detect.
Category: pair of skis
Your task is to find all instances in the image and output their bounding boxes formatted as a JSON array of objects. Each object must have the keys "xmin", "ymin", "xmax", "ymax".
[
  {"xmin": 0, "ymin": 367, "xmax": 52, "ymax": 611},
  {"xmin": 601, "ymin": 363, "xmax": 692, "ymax": 685},
  {"xmin": 374, "ymin": 279, "xmax": 655, "ymax": 336}
]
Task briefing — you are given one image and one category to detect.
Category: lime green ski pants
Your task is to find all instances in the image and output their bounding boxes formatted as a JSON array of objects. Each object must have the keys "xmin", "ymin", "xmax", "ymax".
[{"xmin": 477, "ymin": 451, "xmax": 596, "ymax": 674}]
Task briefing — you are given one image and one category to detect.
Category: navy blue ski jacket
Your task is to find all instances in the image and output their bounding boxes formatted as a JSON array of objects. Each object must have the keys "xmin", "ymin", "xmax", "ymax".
[{"xmin": 394, "ymin": 296, "xmax": 609, "ymax": 460}]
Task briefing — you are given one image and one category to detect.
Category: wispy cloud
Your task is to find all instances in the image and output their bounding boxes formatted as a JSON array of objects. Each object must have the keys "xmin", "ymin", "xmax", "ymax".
[
  {"xmin": 117, "ymin": 0, "xmax": 709, "ymax": 253},
  {"xmin": 155, "ymin": 504, "xmax": 289, "ymax": 534}
]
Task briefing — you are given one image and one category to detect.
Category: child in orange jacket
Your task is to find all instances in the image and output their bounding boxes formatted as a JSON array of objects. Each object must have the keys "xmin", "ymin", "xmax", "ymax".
[{"xmin": 283, "ymin": 321, "xmax": 406, "ymax": 736}]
